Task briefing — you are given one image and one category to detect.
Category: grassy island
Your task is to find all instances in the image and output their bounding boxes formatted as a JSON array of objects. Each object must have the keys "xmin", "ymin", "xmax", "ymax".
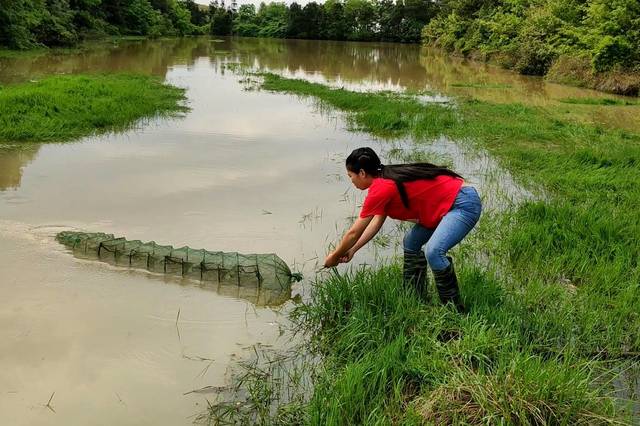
[{"xmin": 0, "ymin": 74, "xmax": 187, "ymax": 143}]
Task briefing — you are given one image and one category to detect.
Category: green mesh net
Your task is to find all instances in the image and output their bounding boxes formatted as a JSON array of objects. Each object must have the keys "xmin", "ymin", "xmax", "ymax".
[{"xmin": 56, "ymin": 231, "xmax": 301, "ymax": 304}]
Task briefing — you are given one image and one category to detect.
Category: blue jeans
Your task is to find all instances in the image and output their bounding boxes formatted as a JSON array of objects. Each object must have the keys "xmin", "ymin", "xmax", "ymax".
[{"xmin": 403, "ymin": 186, "xmax": 482, "ymax": 271}]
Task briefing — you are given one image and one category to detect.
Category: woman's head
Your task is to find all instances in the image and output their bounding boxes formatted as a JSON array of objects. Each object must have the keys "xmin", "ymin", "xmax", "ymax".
[
  {"xmin": 346, "ymin": 147, "xmax": 383, "ymax": 175},
  {"xmin": 345, "ymin": 147, "xmax": 382, "ymax": 190}
]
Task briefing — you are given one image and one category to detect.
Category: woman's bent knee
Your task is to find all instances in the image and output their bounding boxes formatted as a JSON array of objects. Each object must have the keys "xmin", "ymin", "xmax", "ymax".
[{"xmin": 424, "ymin": 243, "xmax": 448, "ymax": 270}]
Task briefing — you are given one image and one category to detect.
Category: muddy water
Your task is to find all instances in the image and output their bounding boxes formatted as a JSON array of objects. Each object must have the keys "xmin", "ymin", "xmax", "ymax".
[{"xmin": 0, "ymin": 37, "xmax": 636, "ymax": 425}]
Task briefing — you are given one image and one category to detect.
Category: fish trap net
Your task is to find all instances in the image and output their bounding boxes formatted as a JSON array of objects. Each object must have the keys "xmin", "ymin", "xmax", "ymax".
[{"xmin": 56, "ymin": 231, "xmax": 300, "ymax": 292}]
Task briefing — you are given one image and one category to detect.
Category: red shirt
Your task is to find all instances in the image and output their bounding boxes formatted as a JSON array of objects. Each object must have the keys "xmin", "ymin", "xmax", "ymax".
[{"xmin": 359, "ymin": 176, "xmax": 463, "ymax": 228}]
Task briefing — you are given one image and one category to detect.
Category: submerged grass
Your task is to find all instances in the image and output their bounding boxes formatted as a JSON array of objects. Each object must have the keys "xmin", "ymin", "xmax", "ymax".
[
  {"xmin": 450, "ymin": 82, "xmax": 513, "ymax": 89},
  {"xmin": 205, "ymin": 73, "xmax": 639, "ymax": 424},
  {"xmin": 0, "ymin": 74, "xmax": 188, "ymax": 143}
]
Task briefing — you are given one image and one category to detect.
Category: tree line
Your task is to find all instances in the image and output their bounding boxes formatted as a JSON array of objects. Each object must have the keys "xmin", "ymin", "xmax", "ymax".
[
  {"xmin": 210, "ymin": 0, "xmax": 437, "ymax": 42},
  {"xmin": 0, "ymin": 0, "xmax": 437, "ymax": 49},
  {"xmin": 2, "ymin": 0, "xmax": 638, "ymax": 85},
  {"xmin": 423, "ymin": 0, "xmax": 640, "ymax": 78},
  {"xmin": 0, "ymin": 0, "xmax": 209, "ymax": 49}
]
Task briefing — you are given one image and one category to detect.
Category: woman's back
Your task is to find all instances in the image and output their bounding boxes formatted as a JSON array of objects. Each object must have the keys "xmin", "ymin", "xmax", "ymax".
[{"xmin": 360, "ymin": 175, "xmax": 463, "ymax": 228}]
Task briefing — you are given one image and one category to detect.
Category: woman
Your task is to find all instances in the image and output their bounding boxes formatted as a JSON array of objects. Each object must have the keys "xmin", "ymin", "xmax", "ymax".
[{"xmin": 323, "ymin": 147, "xmax": 482, "ymax": 312}]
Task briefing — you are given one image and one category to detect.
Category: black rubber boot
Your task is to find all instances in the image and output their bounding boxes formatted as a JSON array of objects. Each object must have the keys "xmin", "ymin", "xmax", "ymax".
[
  {"xmin": 432, "ymin": 256, "xmax": 465, "ymax": 313},
  {"xmin": 403, "ymin": 250, "xmax": 430, "ymax": 303}
]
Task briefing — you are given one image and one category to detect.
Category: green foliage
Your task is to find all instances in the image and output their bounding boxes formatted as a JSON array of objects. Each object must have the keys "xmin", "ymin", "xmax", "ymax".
[
  {"xmin": 184, "ymin": 0, "xmax": 207, "ymax": 26},
  {"xmin": 166, "ymin": 0, "xmax": 194, "ymax": 36},
  {"xmin": 209, "ymin": 2, "xmax": 233, "ymax": 35},
  {"xmin": 3, "ymin": 0, "xmax": 639, "ymax": 60},
  {"xmin": 256, "ymin": 3, "xmax": 289, "ymax": 38},
  {"xmin": 0, "ymin": 0, "xmax": 43, "ymax": 49},
  {"xmin": 423, "ymin": 0, "xmax": 640, "ymax": 79},
  {"xmin": 0, "ymin": 0, "xmax": 203, "ymax": 49},
  {"xmin": 323, "ymin": 0, "xmax": 346, "ymax": 40},
  {"xmin": 0, "ymin": 0, "xmax": 79, "ymax": 48},
  {"xmin": 33, "ymin": 0, "xmax": 79, "ymax": 46},
  {"xmin": 124, "ymin": 0, "xmax": 162, "ymax": 36},
  {"xmin": 221, "ymin": 0, "xmax": 439, "ymax": 42},
  {"xmin": 592, "ymin": 35, "xmax": 634, "ymax": 72},
  {"xmin": 229, "ymin": 3, "xmax": 289, "ymax": 38},
  {"xmin": 0, "ymin": 74, "xmax": 187, "ymax": 143}
]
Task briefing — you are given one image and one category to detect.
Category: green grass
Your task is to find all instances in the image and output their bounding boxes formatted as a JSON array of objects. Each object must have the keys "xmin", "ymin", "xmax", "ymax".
[
  {"xmin": 294, "ymin": 267, "xmax": 623, "ymax": 424},
  {"xmin": 559, "ymin": 97, "xmax": 639, "ymax": 106},
  {"xmin": 0, "ymin": 48, "xmax": 50, "ymax": 59},
  {"xmin": 205, "ymin": 73, "xmax": 639, "ymax": 423},
  {"xmin": 0, "ymin": 74, "xmax": 188, "ymax": 143}
]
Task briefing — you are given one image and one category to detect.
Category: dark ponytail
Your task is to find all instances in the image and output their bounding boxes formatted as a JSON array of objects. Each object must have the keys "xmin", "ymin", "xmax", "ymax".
[{"xmin": 346, "ymin": 147, "xmax": 462, "ymax": 209}]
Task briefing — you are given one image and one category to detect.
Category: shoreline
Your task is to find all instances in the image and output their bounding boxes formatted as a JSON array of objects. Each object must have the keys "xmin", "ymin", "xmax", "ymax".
[
  {"xmin": 3, "ymin": 35, "xmax": 640, "ymax": 97},
  {"xmin": 429, "ymin": 47, "xmax": 640, "ymax": 97}
]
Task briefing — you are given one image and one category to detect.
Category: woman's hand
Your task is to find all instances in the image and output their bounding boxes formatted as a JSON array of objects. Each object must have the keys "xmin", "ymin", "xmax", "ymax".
[
  {"xmin": 339, "ymin": 249, "xmax": 355, "ymax": 263},
  {"xmin": 324, "ymin": 252, "xmax": 340, "ymax": 268},
  {"xmin": 323, "ymin": 216, "xmax": 374, "ymax": 268}
]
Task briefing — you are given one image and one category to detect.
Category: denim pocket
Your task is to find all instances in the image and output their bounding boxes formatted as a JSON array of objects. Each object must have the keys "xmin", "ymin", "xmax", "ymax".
[{"xmin": 454, "ymin": 187, "xmax": 482, "ymax": 217}]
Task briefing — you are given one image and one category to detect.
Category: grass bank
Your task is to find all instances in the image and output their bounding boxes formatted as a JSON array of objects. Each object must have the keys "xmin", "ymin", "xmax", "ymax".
[
  {"xmin": 207, "ymin": 73, "xmax": 639, "ymax": 424},
  {"xmin": 0, "ymin": 37, "xmax": 150, "ymax": 60},
  {"xmin": 421, "ymin": 2, "xmax": 640, "ymax": 97},
  {"xmin": 0, "ymin": 74, "xmax": 187, "ymax": 143},
  {"xmin": 546, "ymin": 56, "xmax": 640, "ymax": 97},
  {"xmin": 438, "ymin": 50, "xmax": 640, "ymax": 97}
]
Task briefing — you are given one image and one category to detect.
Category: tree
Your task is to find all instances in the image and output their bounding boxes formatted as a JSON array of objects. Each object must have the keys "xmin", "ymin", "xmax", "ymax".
[
  {"xmin": 323, "ymin": 0, "xmax": 346, "ymax": 40},
  {"xmin": 585, "ymin": 0, "xmax": 640, "ymax": 70},
  {"xmin": 184, "ymin": 0, "xmax": 208, "ymax": 26},
  {"xmin": 287, "ymin": 2, "xmax": 304, "ymax": 38},
  {"xmin": 123, "ymin": 0, "xmax": 162, "ymax": 36},
  {"xmin": 344, "ymin": 0, "xmax": 376, "ymax": 40},
  {"xmin": 300, "ymin": 2, "xmax": 324, "ymax": 39},
  {"xmin": 399, "ymin": 0, "xmax": 439, "ymax": 42},
  {"xmin": 377, "ymin": 0, "xmax": 401, "ymax": 41},
  {"xmin": 0, "ymin": 0, "xmax": 43, "ymax": 48},
  {"xmin": 209, "ymin": 2, "xmax": 232, "ymax": 35},
  {"xmin": 101, "ymin": 0, "xmax": 127, "ymax": 27},
  {"xmin": 33, "ymin": 0, "xmax": 78, "ymax": 46},
  {"xmin": 256, "ymin": 2, "xmax": 288, "ymax": 38},
  {"xmin": 167, "ymin": 0, "xmax": 193, "ymax": 35}
]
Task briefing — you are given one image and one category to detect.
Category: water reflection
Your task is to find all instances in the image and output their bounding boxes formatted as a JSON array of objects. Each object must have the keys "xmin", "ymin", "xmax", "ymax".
[
  {"xmin": 0, "ymin": 145, "xmax": 41, "ymax": 190},
  {"xmin": 1, "ymin": 37, "xmax": 637, "ymax": 133}
]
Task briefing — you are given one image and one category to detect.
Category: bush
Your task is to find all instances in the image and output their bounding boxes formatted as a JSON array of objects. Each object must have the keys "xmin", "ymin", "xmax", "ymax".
[
  {"xmin": 592, "ymin": 35, "xmax": 634, "ymax": 72},
  {"xmin": 421, "ymin": 0, "xmax": 640, "ymax": 86},
  {"xmin": 124, "ymin": 0, "xmax": 163, "ymax": 36}
]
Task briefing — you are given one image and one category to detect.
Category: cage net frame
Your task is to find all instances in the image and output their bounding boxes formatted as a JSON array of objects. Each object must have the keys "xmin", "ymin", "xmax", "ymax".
[{"xmin": 56, "ymin": 231, "xmax": 297, "ymax": 291}]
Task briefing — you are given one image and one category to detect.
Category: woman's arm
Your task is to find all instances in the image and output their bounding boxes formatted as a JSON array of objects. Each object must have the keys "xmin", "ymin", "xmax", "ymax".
[
  {"xmin": 324, "ymin": 215, "xmax": 373, "ymax": 267},
  {"xmin": 340, "ymin": 215, "xmax": 386, "ymax": 262}
]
